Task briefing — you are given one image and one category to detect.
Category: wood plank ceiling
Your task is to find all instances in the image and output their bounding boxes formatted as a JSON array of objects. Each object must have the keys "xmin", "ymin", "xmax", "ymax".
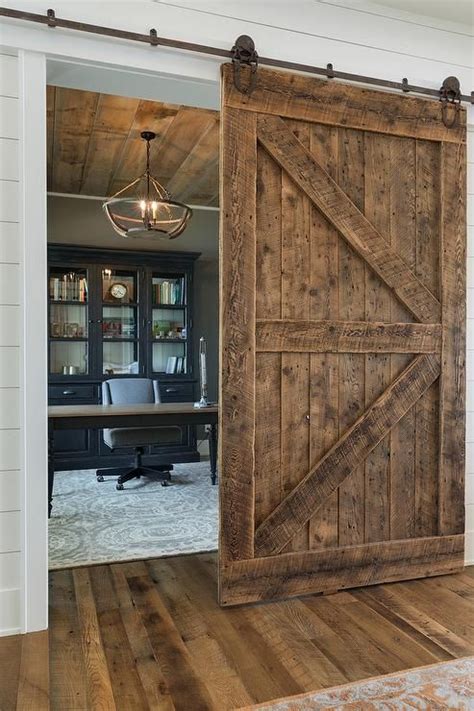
[{"xmin": 47, "ymin": 86, "xmax": 220, "ymax": 207}]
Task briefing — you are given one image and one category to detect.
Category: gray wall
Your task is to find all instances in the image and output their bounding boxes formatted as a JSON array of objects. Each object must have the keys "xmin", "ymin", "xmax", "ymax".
[{"xmin": 47, "ymin": 195, "xmax": 219, "ymax": 401}]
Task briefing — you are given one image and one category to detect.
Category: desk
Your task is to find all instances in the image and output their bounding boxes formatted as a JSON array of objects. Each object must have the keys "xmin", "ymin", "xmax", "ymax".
[{"xmin": 48, "ymin": 403, "xmax": 218, "ymax": 517}]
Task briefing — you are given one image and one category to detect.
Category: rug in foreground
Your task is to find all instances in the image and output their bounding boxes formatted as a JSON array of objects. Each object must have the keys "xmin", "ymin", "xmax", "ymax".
[{"xmin": 240, "ymin": 656, "xmax": 474, "ymax": 710}]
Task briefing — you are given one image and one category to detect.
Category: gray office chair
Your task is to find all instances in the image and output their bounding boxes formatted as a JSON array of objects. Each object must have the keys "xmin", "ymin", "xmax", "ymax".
[{"xmin": 96, "ymin": 378, "xmax": 181, "ymax": 490}]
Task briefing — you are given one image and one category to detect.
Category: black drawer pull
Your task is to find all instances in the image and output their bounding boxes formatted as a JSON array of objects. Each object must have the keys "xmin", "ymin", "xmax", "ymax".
[
  {"xmin": 165, "ymin": 387, "xmax": 178, "ymax": 393},
  {"xmin": 62, "ymin": 390, "xmax": 76, "ymax": 395}
]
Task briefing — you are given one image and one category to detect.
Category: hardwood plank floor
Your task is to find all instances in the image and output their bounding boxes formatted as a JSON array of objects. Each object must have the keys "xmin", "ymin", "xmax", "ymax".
[{"xmin": 2, "ymin": 555, "xmax": 474, "ymax": 710}]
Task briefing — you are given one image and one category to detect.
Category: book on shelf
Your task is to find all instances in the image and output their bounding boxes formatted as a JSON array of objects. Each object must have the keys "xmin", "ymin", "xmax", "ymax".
[
  {"xmin": 49, "ymin": 274, "xmax": 87, "ymax": 302},
  {"xmin": 165, "ymin": 355, "xmax": 185, "ymax": 374},
  {"xmin": 154, "ymin": 277, "xmax": 185, "ymax": 306}
]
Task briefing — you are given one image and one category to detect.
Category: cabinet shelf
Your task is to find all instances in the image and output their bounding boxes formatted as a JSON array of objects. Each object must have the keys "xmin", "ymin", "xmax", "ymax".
[
  {"xmin": 152, "ymin": 303, "xmax": 186, "ymax": 309},
  {"xmin": 50, "ymin": 337, "xmax": 88, "ymax": 342},
  {"xmin": 152, "ymin": 338, "xmax": 187, "ymax": 343},
  {"xmin": 49, "ymin": 299, "xmax": 88, "ymax": 306}
]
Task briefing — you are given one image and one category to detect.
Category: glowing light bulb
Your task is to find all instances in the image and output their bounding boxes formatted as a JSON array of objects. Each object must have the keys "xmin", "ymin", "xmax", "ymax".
[
  {"xmin": 151, "ymin": 201, "xmax": 158, "ymax": 221},
  {"xmin": 140, "ymin": 200, "xmax": 146, "ymax": 218}
]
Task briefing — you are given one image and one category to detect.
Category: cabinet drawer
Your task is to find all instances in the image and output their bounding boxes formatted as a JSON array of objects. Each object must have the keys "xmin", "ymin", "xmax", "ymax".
[
  {"xmin": 159, "ymin": 382, "xmax": 194, "ymax": 403},
  {"xmin": 49, "ymin": 384, "xmax": 98, "ymax": 402}
]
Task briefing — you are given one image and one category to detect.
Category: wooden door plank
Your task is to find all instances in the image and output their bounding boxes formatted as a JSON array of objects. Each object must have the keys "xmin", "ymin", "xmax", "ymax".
[
  {"xmin": 219, "ymin": 105, "xmax": 257, "ymax": 564},
  {"xmin": 389, "ymin": 136, "xmax": 417, "ymax": 541},
  {"xmin": 364, "ymin": 132, "xmax": 392, "ymax": 544},
  {"xmin": 255, "ymin": 144, "xmax": 282, "ymax": 531},
  {"xmin": 281, "ymin": 120, "xmax": 311, "ymax": 553},
  {"xmin": 257, "ymin": 114, "xmax": 441, "ymax": 323},
  {"xmin": 222, "ymin": 64, "xmax": 466, "ymax": 144},
  {"xmin": 255, "ymin": 355, "xmax": 440, "ymax": 557},
  {"xmin": 220, "ymin": 534, "xmax": 464, "ymax": 605},
  {"xmin": 256, "ymin": 320, "xmax": 441, "ymax": 353},
  {"xmin": 414, "ymin": 139, "xmax": 440, "ymax": 538},
  {"xmin": 336, "ymin": 128, "xmax": 366, "ymax": 547},
  {"xmin": 439, "ymin": 141, "xmax": 466, "ymax": 536},
  {"xmin": 308, "ymin": 123, "xmax": 340, "ymax": 551}
]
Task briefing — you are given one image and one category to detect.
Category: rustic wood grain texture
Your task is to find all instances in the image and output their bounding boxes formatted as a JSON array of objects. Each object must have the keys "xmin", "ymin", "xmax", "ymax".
[
  {"xmin": 389, "ymin": 136, "xmax": 417, "ymax": 541},
  {"xmin": 15, "ymin": 632, "xmax": 49, "ymax": 711},
  {"xmin": 439, "ymin": 141, "xmax": 467, "ymax": 536},
  {"xmin": 256, "ymin": 319, "xmax": 441, "ymax": 353},
  {"xmin": 47, "ymin": 86, "xmax": 219, "ymax": 206},
  {"xmin": 280, "ymin": 120, "xmax": 311, "ymax": 553},
  {"xmin": 254, "ymin": 355, "xmax": 440, "ymax": 557},
  {"xmin": 415, "ymin": 139, "xmax": 441, "ymax": 537},
  {"xmin": 222, "ymin": 64, "xmax": 466, "ymax": 143},
  {"xmin": 255, "ymin": 144, "xmax": 282, "ymax": 529},
  {"xmin": 220, "ymin": 535, "xmax": 464, "ymax": 605},
  {"xmin": 363, "ymin": 131, "xmax": 392, "ymax": 544},
  {"xmin": 336, "ymin": 128, "xmax": 366, "ymax": 548},
  {"xmin": 308, "ymin": 123, "xmax": 340, "ymax": 550},
  {"xmin": 5, "ymin": 556, "xmax": 474, "ymax": 709},
  {"xmin": 73, "ymin": 568, "xmax": 116, "ymax": 710},
  {"xmin": 218, "ymin": 99, "xmax": 257, "ymax": 566},
  {"xmin": 257, "ymin": 114, "xmax": 441, "ymax": 323}
]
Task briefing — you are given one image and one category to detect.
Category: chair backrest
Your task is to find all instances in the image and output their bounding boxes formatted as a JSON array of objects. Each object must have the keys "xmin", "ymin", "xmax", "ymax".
[{"xmin": 102, "ymin": 378, "xmax": 161, "ymax": 405}]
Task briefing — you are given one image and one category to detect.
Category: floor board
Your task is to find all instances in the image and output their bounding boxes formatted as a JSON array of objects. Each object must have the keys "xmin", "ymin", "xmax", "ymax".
[{"xmin": 1, "ymin": 555, "xmax": 474, "ymax": 710}]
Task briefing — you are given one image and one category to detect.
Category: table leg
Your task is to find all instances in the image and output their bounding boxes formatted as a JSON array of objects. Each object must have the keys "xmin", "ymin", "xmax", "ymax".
[
  {"xmin": 48, "ymin": 421, "xmax": 55, "ymax": 518},
  {"xmin": 209, "ymin": 423, "xmax": 218, "ymax": 485}
]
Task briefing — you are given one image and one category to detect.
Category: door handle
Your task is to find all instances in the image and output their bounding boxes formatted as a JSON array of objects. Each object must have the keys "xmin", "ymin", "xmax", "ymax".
[
  {"xmin": 165, "ymin": 387, "xmax": 178, "ymax": 393},
  {"xmin": 62, "ymin": 390, "xmax": 76, "ymax": 395}
]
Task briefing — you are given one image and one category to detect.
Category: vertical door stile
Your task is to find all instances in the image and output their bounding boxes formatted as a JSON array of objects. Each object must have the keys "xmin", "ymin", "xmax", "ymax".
[{"xmin": 218, "ymin": 102, "xmax": 257, "ymax": 573}]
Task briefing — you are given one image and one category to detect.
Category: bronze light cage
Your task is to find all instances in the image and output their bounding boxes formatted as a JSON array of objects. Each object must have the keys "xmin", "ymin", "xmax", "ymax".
[{"xmin": 103, "ymin": 131, "xmax": 192, "ymax": 239}]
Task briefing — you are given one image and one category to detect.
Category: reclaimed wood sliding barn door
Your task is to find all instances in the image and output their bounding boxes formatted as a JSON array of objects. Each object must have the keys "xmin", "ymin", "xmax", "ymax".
[{"xmin": 218, "ymin": 63, "xmax": 466, "ymax": 606}]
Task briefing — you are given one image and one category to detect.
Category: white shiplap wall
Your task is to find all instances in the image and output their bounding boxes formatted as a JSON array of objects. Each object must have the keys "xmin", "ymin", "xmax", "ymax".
[
  {"xmin": 0, "ymin": 0, "xmax": 472, "ymax": 636},
  {"xmin": 0, "ymin": 53, "xmax": 21, "ymax": 636}
]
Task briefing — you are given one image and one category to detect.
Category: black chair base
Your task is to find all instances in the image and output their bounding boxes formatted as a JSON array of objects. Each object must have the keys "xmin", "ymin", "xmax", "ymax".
[{"xmin": 96, "ymin": 447, "xmax": 173, "ymax": 490}]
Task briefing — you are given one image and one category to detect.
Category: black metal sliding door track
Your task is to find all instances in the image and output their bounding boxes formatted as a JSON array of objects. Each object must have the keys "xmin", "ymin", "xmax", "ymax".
[{"xmin": 1, "ymin": 6, "xmax": 472, "ymax": 112}]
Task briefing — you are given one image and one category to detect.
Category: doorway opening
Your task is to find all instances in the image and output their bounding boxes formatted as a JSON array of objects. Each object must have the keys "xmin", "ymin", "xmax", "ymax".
[{"xmin": 46, "ymin": 64, "xmax": 220, "ymax": 571}]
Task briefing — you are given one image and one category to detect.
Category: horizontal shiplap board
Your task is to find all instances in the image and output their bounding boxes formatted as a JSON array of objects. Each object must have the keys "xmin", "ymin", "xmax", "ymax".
[
  {"xmin": 0, "ymin": 55, "xmax": 18, "ymax": 99},
  {"xmin": 0, "ymin": 140, "xmax": 18, "ymax": 182},
  {"xmin": 0, "ymin": 588, "xmax": 20, "ymax": 635},
  {"xmin": 466, "ymin": 504, "xmax": 474, "ymax": 532},
  {"xmin": 0, "ymin": 551, "xmax": 20, "ymax": 589},
  {"xmin": 0, "ymin": 222, "xmax": 20, "ymax": 264},
  {"xmin": 0, "ymin": 264, "xmax": 19, "ymax": 305},
  {"xmin": 466, "ymin": 442, "xmax": 474, "ymax": 474},
  {"xmin": 0, "ymin": 97, "xmax": 18, "ymax": 140},
  {"xmin": 466, "ymin": 326, "xmax": 474, "ymax": 352},
  {"xmin": 0, "ymin": 348, "xmax": 19, "ymax": 388},
  {"xmin": 0, "ymin": 470, "xmax": 20, "ymax": 511},
  {"xmin": 0, "ymin": 510, "xmax": 20, "ymax": 553},
  {"xmin": 0, "ymin": 389, "xmax": 20, "ymax": 429},
  {"xmin": 0, "ymin": 429, "xmax": 20, "ymax": 471},
  {"xmin": 466, "ymin": 413, "xmax": 474, "ymax": 441},
  {"xmin": 468, "ymin": 227, "xmax": 474, "ymax": 258},
  {"xmin": 0, "ymin": 180, "xmax": 18, "ymax": 222},
  {"xmin": 468, "ymin": 258, "xmax": 474, "ymax": 288},
  {"xmin": 0, "ymin": 306, "xmax": 20, "ymax": 346},
  {"xmin": 467, "ymin": 474, "xmax": 474, "ymax": 506},
  {"xmin": 466, "ymin": 531, "xmax": 474, "ymax": 565}
]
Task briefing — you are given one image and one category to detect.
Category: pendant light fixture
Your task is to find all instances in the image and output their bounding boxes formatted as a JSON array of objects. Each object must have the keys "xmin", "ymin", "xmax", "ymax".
[{"xmin": 103, "ymin": 131, "xmax": 192, "ymax": 239}]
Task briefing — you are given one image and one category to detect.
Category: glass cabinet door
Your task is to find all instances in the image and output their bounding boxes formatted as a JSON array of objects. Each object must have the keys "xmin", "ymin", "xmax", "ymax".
[
  {"xmin": 151, "ymin": 274, "xmax": 188, "ymax": 375},
  {"xmin": 49, "ymin": 267, "xmax": 90, "ymax": 376},
  {"xmin": 101, "ymin": 268, "xmax": 140, "ymax": 376}
]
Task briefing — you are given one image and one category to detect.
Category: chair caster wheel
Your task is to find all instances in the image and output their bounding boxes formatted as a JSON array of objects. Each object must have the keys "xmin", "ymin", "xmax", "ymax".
[
  {"xmin": 161, "ymin": 480, "xmax": 170, "ymax": 487},
  {"xmin": 116, "ymin": 483, "xmax": 124, "ymax": 491},
  {"xmin": 96, "ymin": 475, "xmax": 104, "ymax": 482}
]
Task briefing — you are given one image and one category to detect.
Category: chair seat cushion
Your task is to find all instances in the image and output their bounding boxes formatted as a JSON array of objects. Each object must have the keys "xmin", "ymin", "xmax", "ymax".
[{"xmin": 104, "ymin": 426, "xmax": 182, "ymax": 449}]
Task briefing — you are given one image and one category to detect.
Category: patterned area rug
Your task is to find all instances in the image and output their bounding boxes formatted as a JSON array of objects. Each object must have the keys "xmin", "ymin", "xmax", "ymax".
[
  {"xmin": 48, "ymin": 462, "xmax": 218, "ymax": 569},
  {"xmin": 239, "ymin": 657, "xmax": 474, "ymax": 710}
]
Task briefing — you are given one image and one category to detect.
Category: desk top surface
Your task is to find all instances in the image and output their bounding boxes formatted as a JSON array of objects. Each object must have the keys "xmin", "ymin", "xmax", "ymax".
[{"xmin": 48, "ymin": 402, "xmax": 218, "ymax": 419}]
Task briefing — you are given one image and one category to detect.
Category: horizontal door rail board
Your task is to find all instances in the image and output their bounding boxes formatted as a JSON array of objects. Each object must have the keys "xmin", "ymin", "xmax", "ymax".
[
  {"xmin": 254, "ymin": 354, "xmax": 440, "ymax": 557},
  {"xmin": 257, "ymin": 115, "xmax": 441, "ymax": 324},
  {"xmin": 222, "ymin": 65, "xmax": 466, "ymax": 144},
  {"xmin": 256, "ymin": 320, "xmax": 441, "ymax": 354},
  {"xmin": 220, "ymin": 534, "xmax": 464, "ymax": 605}
]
